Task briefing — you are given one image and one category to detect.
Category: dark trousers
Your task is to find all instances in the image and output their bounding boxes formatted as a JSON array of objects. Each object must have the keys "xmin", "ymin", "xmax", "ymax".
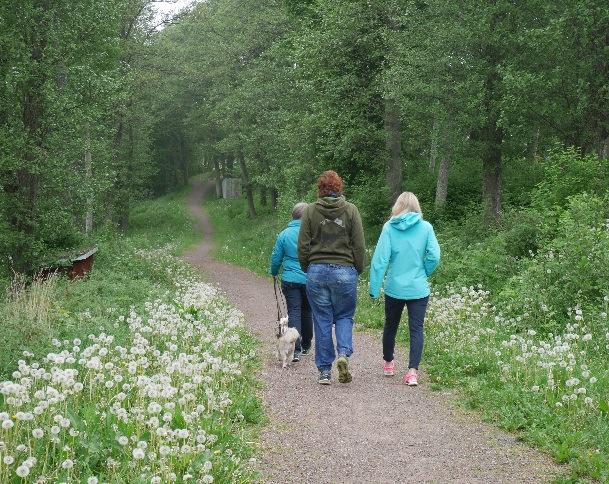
[
  {"xmin": 281, "ymin": 281, "xmax": 313, "ymax": 353},
  {"xmin": 383, "ymin": 295, "xmax": 429, "ymax": 369}
]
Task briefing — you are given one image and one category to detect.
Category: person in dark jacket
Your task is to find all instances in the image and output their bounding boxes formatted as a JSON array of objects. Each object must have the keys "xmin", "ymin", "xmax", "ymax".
[
  {"xmin": 270, "ymin": 202, "xmax": 313, "ymax": 361},
  {"xmin": 298, "ymin": 170, "xmax": 366, "ymax": 385}
]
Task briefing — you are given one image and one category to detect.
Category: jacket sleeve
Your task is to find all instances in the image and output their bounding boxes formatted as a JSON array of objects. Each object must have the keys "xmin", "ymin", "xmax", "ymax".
[
  {"xmin": 424, "ymin": 224, "xmax": 441, "ymax": 276},
  {"xmin": 369, "ymin": 224, "xmax": 391, "ymax": 298},
  {"xmin": 270, "ymin": 231, "xmax": 284, "ymax": 276},
  {"xmin": 297, "ymin": 206, "xmax": 312, "ymax": 272},
  {"xmin": 350, "ymin": 205, "xmax": 366, "ymax": 274}
]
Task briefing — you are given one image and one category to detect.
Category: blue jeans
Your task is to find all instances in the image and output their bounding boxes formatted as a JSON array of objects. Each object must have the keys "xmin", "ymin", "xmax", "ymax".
[
  {"xmin": 281, "ymin": 281, "xmax": 313, "ymax": 353},
  {"xmin": 306, "ymin": 263, "xmax": 358, "ymax": 372}
]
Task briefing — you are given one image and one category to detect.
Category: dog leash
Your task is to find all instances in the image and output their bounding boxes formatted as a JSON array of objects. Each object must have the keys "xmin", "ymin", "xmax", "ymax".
[{"xmin": 273, "ymin": 276, "xmax": 287, "ymax": 338}]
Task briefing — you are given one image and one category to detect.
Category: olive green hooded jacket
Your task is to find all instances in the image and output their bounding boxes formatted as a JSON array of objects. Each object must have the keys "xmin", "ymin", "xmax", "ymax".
[{"xmin": 297, "ymin": 196, "xmax": 366, "ymax": 274}]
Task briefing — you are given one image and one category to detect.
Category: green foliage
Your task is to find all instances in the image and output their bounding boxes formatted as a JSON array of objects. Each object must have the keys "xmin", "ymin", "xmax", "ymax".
[
  {"xmin": 501, "ymin": 209, "xmax": 546, "ymax": 258},
  {"xmin": 499, "ymin": 194, "xmax": 609, "ymax": 331},
  {"xmin": 205, "ymin": 198, "xmax": 282, "ymax": 276},
  {"xmin": 0, "ymin": 190, "xmax": 196, "ymax": 378},
  {"xmin": 533, "ymin": 146, "xmax": 609, "ymax": 212},
  {"xmin": 0, "ymin": 1, "xmax": 196, "ymax": 274}
]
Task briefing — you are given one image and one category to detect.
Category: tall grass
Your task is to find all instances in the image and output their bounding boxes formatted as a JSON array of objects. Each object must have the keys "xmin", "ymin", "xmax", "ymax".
[{"xmin": 5, "ymin": 273, "xmax": 58, "ymax": 333}]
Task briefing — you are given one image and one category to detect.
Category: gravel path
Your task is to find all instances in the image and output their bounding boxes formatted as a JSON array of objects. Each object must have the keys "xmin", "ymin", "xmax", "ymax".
[{"xmin": 183, "ymin": 180, "xmax": 561, "ymax": 483}]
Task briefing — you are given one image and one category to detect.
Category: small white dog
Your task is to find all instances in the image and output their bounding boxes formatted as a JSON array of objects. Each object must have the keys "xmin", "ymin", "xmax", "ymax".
[{"xmin": 275, "ymin": 316, "xmax": 300, "ymax": 368}]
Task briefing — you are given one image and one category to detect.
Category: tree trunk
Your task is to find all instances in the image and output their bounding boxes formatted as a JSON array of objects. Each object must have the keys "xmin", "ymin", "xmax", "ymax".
[
  {"xmin": 481, "ymin": 20, "xmax": 503, "ymax": 224},
  {"xmin": 429, "ymin": 113, "xmax": 440, "ymax": 172},
  {"xmin": 118, "ymin": 123, "xmax": 133, "ymax": 231},
  {"xmin": 434, "ymin": 121, "xmax": 453, "ymax": 208},
  {"xmin": 225, "ymin": 157, "xmax": 234, "ymax": 177},
  {"xmin": 178, "ymin": 133, "xmax": 188, "ymax": 185},
  {"xmin": 598, "ymin": 134, "xmax": 609, "ymax": 160},
  {"xmin": 482, "ymin": 144, "xmax": 502, "ymax": 223},
  {"xmin": 384, "ymin": 97, "xmax": 402, "ymax": 203},
  {"xmin": 13, "ymin": 18, "xmax": 47, "ymax": 270},
  {"xmin": 530, "ymin": 127, "xmax": 540, "ymax": 159},
  {"xmin": 271, "ymin": 188, "xmax": 278, "ymax": 211},
  {"xmin": 85, "ymin": 128, "xmax": 93, "ymax": 235},
  {"xmin": 237, "ymin": 151, "xmax": 257, "ymax": 218},
  {"xmin": 260, "ymin": 186, "xmax": 268, "ymax": 206},
  {"xmin": 213, "ymin": 157, "xmax": 223, "ymax": 198}
]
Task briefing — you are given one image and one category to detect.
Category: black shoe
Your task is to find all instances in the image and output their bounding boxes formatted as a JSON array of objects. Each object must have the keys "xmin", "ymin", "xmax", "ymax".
[
  {"xmin": 318, "ymin": 371, "xmax": 331, "ymax": 385},
  {"xmin": 301, "ymin": 348, "xmax": 310, "ymax": 356},
  {"xmin": 292, "ymin": 353, "xmax": 301, "ymax": 362}
]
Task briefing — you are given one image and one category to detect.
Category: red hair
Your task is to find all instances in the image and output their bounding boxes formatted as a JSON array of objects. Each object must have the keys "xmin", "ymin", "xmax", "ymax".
[{"xmin": 317, "ymin": 170, "xmax": 344, "ymax": 197}]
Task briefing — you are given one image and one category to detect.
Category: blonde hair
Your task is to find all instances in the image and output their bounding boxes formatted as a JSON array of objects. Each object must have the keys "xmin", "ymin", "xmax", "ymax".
[{"xmin": 391, "ymin": 192, "xmax": 422, "ymax": 217}]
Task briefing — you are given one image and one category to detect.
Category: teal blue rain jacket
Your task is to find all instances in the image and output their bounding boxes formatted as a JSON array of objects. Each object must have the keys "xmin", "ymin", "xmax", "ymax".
[
  {"xmin": 369, "ymin": 212, "xmax": 441, "ymax": 300},
  {"xmin": 270, "ymin": 220, "xmax": 307, "ymax": 284}
]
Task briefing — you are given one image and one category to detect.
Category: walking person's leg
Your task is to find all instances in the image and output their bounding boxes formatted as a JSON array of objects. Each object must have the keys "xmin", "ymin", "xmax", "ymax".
[
  {"xmin": 281, "ymin": 281, "xmax": 303, "ymax": 358},
  {"xmin": 383, "ymin": 295, "xmax": 407, "ymax": 376},
  {"xmin": 329, "ymin": 265, "xmax": 358, "ymax": 383},
  {"xmin": 306, "ymin": 265, "xmax": 335, "ymax": 384},
  {"xmin": 404, "ymin": 296, "xmax": 430, "ymax": 385},
  {"xmin": 299, "ymin": 284, "xmax": 313, "ymax": 354}
]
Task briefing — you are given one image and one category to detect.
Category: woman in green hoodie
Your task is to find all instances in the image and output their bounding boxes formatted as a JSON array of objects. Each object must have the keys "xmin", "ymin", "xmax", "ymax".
[
  {"xmin": 298, "ymin": 171, "xmax": 366, "ymax": 385},
  {"xmin": 369, "ymin": 192, "xmax": 440, "ymax": 386}
]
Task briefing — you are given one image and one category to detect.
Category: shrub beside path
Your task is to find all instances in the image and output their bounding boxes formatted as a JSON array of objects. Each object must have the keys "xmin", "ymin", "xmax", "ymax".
[{"xmin": 184, "ymin": 180, "xmax": 561, "ymax": 483}]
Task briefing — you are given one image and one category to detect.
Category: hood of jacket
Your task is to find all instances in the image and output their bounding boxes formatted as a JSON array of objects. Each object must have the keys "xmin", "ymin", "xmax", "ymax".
[
  {"xmin": 314, "ymin": 196, "xmax": 347, "ymax": 219},
  {"xmin": 389, "ymin": 212, "xmax": 422, "ymax": 230},
  {"xmin": 287, "ymin": 219, "xmax": 302, "ymax": 228}
]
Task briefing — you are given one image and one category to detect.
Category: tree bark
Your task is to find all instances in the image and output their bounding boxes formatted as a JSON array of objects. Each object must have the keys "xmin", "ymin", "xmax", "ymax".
[
  {"xmin": 237, "ymin": 151, "xmax": 257, "ymax": 218},
  {"xmin": 429, "ymin": 114, "xmax": 440, "ymax": 172},
  {"xmin": 260, "ymin": 186, "xmax": 268, "ymax": 206},
  {"xmin": 434, "ymin": 121, "xmax": 453, "ymax": 208},
  {"xmin": 598, "ymin": 134, "xmax": 609, "ymax": 160},
  {"xmin": 13, "ymin": 7, "xmax": 48, "ymax": 269},
  {"xmin": 482, "ymin": 142, "xmax": 502, "ymax": 223},
  {"xmin": 271, "ymin": 188, "xmax": 278, "ymax": 211},
  {"xmin": 481, "ymin": 13, "xmax": 503, "ymax": 224},
  {"xmin": 225, "ymin": 157, "xmax": 234, "ymax": 177},
  {"xmin": 384, "ymin": 97, "xmax": 402, "ymax": 203}
]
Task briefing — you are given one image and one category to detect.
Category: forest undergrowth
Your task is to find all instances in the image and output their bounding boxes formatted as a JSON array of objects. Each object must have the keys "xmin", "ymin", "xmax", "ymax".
[{"xmin": 0, "ymin": 191, "xmax": 263, "ymax": 483}]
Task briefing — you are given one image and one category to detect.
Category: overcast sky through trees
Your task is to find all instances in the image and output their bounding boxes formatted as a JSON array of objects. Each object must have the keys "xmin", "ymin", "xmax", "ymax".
[{"xmin": 154, "ymin": 0, "xmax": 196, "ymax": 23}]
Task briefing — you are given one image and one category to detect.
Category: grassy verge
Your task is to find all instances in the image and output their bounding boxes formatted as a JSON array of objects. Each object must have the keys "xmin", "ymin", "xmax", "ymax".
[
  {"xmin": 205, "ymin": 196, "xmax": 609, "ymax": 483},
  {"xmin": 1, "ymin": 191, "xmax": 200, "ymax": 377},
  {"xmin": 0, "ymin": 190, "xmax": 263, "ymax": 482},
  {"xmin": 205, "ymin": 198, "xmax": 283, "ymax": 277}
]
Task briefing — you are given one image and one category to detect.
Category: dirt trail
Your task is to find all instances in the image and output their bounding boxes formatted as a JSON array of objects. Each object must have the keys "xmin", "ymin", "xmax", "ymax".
[{"xmin": 183, "ymin": 180, "xmax": 561, "ymax": 483}]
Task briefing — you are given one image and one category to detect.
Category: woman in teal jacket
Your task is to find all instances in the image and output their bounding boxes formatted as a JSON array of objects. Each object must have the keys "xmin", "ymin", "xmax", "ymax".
[
  {"xmin": 270, "ymin": 202, "xmax": 312, "ymax": 360},
  {"xmin": 369, "ymin": 192, "xmax": 440, "ymax": 386}
]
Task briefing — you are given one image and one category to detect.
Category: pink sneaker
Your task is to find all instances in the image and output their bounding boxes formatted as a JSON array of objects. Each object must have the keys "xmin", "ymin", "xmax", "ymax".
[
  {"xmin": 383, "ymin": 360, "xmax": 395, "ymax": 376},
  {"xmin": 404, "ymin": 372, "xmax": 418, "ymax": 386}
]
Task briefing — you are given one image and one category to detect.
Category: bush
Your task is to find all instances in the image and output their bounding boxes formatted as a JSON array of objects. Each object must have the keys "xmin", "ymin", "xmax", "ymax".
[
  {"xmin": 501, "ymin": 208, "xmax": 546, "ymax": 258},
  {"xmin": 533, "ymin": 145, "xmax": 609, "ymax": 212},
  {"xmin": 498, "ymin": 193, "xmax": 609, "ymax": 331}
]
